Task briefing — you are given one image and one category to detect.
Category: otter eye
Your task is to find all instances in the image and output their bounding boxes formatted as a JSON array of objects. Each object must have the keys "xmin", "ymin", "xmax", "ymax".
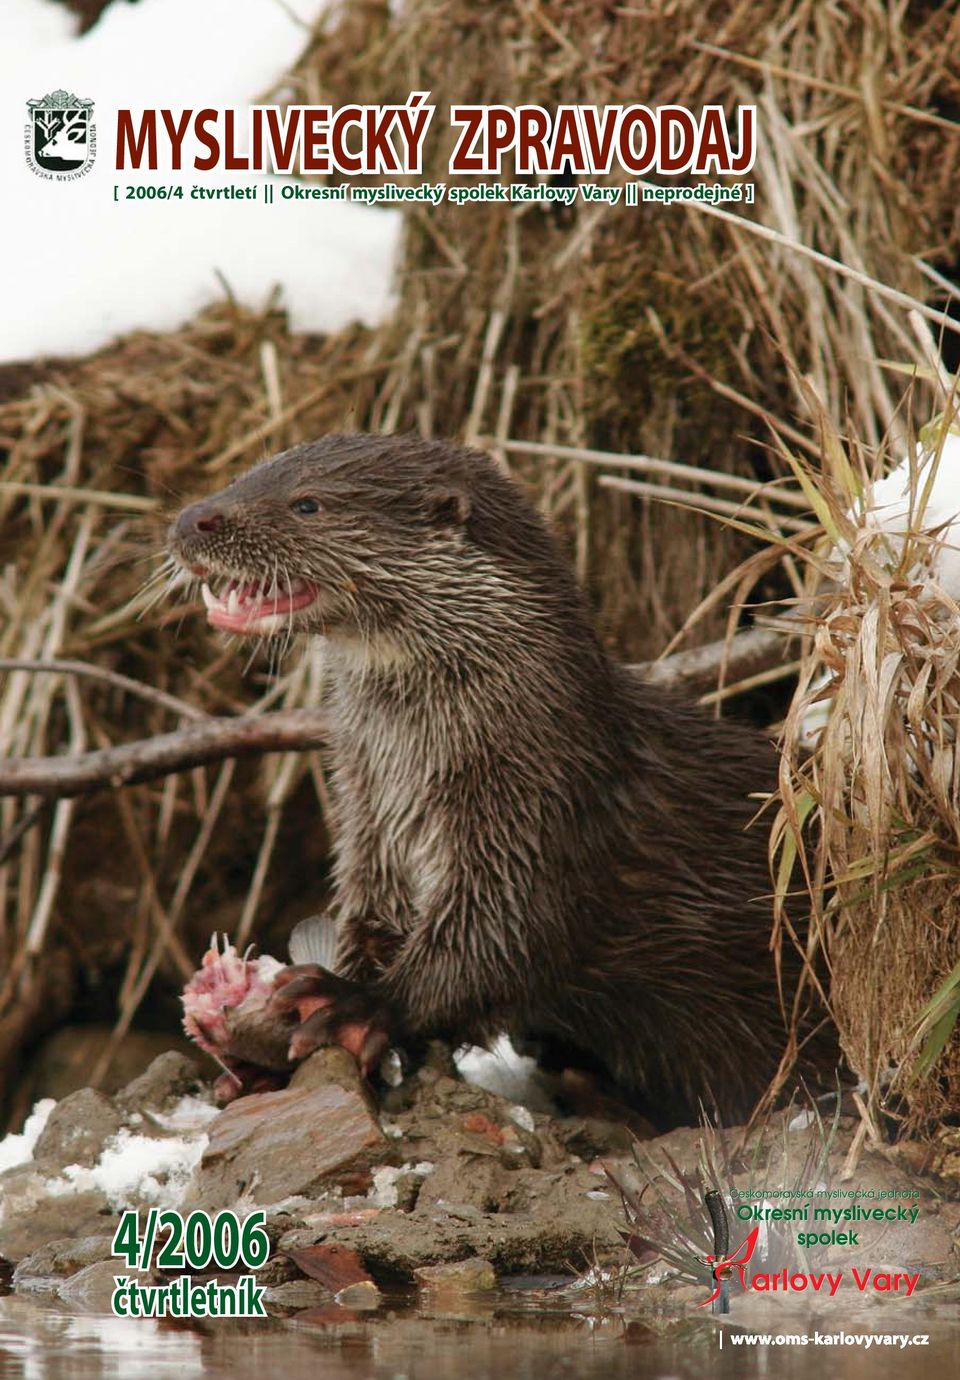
[{"xmin": 292, "ymin": 497, "xmax": 321, "ymax": 515}]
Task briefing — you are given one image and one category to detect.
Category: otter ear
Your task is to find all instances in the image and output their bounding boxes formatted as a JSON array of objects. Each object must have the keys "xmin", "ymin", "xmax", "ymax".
[{"xmin": 425, "ymin": 485, "xmax": 471, "ymax": 529}]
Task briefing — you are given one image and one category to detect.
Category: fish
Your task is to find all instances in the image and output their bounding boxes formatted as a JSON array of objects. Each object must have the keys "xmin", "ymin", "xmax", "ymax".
[{"xmin": 180, "ymin": 917, "xmax": 352, "ymax": 1092}]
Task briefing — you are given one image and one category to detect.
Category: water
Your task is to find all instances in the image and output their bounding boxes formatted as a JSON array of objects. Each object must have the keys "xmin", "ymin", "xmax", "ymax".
[{"xmin": 1, "ymin": 1286, "xmax": 958, "ymax": 1380}]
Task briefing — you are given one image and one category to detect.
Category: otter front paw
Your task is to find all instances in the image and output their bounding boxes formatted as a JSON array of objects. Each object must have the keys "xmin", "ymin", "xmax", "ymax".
[{"xmin": 269, "ymin": 964, "xmax": 392, "ymax": 1074}]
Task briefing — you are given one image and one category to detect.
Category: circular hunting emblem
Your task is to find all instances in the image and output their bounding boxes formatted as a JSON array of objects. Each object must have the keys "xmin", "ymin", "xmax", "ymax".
[{"xmin": 25, "ymin": 90, "xmax": 96, "ymax": 180}]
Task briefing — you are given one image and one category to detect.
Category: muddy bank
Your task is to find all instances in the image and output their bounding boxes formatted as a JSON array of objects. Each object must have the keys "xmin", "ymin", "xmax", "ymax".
[
  {"xmin": 1, "ymin": 1045, "xmax": 958, "ymax": 1331},
  {"xmin": 0, "ymin": 1046, "xmax": 626, "ymax": 1287}
]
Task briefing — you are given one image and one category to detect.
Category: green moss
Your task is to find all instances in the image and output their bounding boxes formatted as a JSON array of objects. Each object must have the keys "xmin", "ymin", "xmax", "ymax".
[{"xmin": 580, "ymin": 259, "xmax": 746, "ymax": 456}]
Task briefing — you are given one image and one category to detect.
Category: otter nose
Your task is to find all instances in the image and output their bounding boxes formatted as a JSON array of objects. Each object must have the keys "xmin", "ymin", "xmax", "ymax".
[{"xmin": 173, "ymin": 502, "xmax": 224, "ymax": 543}]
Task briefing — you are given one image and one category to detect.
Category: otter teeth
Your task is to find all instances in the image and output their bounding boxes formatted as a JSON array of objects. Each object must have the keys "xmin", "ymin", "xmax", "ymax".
[
  {"xmin": 196, "ymin": 574, "xmax": 319, "ymax": 631},
  {"xmin": 199, "ymin": 577, "xmax": 310, "ymax": 610}
]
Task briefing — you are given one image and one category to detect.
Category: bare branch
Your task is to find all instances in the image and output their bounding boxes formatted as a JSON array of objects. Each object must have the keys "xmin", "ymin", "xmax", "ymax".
[
  {"xmin": 0, "ymin": 628, "xmax": 792, "ymax": 800},
  {"xmin": 0, "ymin": 709, "xmax": 328, "ymax": 798},
  {"xmin": 632, "ymin": 627, "xmax": 788, "ymax": 697}
]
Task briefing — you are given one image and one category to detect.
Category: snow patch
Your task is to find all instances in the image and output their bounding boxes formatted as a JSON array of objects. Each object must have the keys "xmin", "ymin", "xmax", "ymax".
[
  {"xmin": 47, "ymin": 1128, "xmax": 207, "ymax": 1209},
  {"xmin": 367, "ymin": 1160, "xmax": 433, "ymax": 1208},
  {"xmin": 147, "ymin": 1094, "xmax": 222, "ymax": 1133},
  {"xmin": 864, "ymin": 429, "xmax": 960, "ymax": 596},
  {"xmin": 456, "ymin": 1035, "xmax": 555, "ymax": 1112},
  {"xmin": 1, "ymin": 0, "xmax": 398, "ymax": 362},
  {"xmin": 0, "ymin": 1099, "xmax": 56, "ymax": 1172}
]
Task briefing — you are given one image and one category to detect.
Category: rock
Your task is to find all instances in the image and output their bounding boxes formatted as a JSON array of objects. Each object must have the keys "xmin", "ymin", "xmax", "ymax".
[
  {"xmin": 59, "ymin": 1259, "xmax": 156, "ymax": 1311},
  {"xmin": 384, "ymin": 1070, "xmax": 564, "ymax": 1172},
  {"xmin": 32, "ymin": 1089, "xmax": 124, "ymax": 1170},
  {"xmin": 0, "ymin": 1166, "xmax": 114, "ymax": 1264},
  {"xmin": 258, "ymin": 1210, "xmax": 309, "ymax": 1250},
  {"xmin": 12, "ymin": 1233, "xmax": 116, "ymax": 1287},
  {"xmin": 261, "ymin": 1070, "xmax": 626, "ymax": 1284},
  {"xmin": 289, "ymin": 1047, "xmax": 375, "ymax": 1107},
  {"xmin": 250, "ymin": 1254, "xmax": 302, "ymax": 1288},
  {"xmin": 185, "ymin": 1082, "xmax": 388, "ymax": 1210},
  {"xmin": 284, "ymin": 1192, "xmax": 622, "ymax": 1281},
  {"xmin": 414, "ymin": 1155, "xmax": 504, "ymax": 1213},
  {"xmin": 497, "ymin": 1123, "xmax": 541, "ymax": 1167},
  {"xmin": 284, "ymin": 1242, "xmax": 374, "ymax": 1291},
  {"xmin": 551, "ymin": 1116, "xmax": 635, "ymax": 1160},
  {"xmin": 390, "ymin": 1171, "xmax": 425, "ymax": 1212},
  {"xmin": 459, "ymin": 1112, "xmax": 505, "ymax": 1146},
  {"xmin": 367, "ymin": 1163, "xmax": 429, "ymax": 1211},
  {"xmin": 335, "ymin": 1280, "xmax": 382, "ymax": 1309},
  {"xmin": 263, "ymin": 1279, "xmax": 331, "ymax": 1311},
  {"xmin": 415, "ymin": 1256, "xmax": 496, "ymax": 1292},
  {"xmin": 281, "ymin": 1209, "xmax": 380, "ymax": 1241},
  {"xmin": 115, "ymin": 1052, "xmax": 205, "ymax": 1115}
]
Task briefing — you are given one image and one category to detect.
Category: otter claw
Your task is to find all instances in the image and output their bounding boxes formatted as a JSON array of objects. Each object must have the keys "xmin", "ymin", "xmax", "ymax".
[
  {"xmin": 271, "ymin": 965, "xmax": 391, "ymax": 1074},
  {"xmin": 287, "ymin": 1007, "xmax": 337, "ymax": 1059},
  {"xmin": 270, "ymin": 967, "xmax": 347, "ymax": 1019}
]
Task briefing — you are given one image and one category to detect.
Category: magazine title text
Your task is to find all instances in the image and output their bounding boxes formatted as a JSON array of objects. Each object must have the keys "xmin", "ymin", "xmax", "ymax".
[{"xmin": 115, "ymin": 94, "xmax": 756, "ymax": 177}]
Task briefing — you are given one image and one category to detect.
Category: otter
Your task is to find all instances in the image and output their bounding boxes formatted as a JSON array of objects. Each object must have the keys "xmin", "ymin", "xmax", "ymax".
[{"xmin": 169, "ymin": 432, "xmax": 811, "ymax": 1126}]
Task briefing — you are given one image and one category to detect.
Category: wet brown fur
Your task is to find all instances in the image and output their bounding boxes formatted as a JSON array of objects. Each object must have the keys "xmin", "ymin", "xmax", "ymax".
[{"xmin": 170, "ymin": 433, "xmax": 810, "ymax": 1126}]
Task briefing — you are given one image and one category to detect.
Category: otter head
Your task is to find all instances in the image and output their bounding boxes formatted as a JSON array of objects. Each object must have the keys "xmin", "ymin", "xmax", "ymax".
[{"xmin": 168, "ymin": 433, "xmax": 477, "ymax": 643}]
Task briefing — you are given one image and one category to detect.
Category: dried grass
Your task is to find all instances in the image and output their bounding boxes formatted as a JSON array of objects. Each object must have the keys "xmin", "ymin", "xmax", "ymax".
[
  {"xmin": 769, "ymin": 402, "xmax": 960, "ymax": 1132},
  {"xmin": 283, "ymin": 0, "xmax": 960, "ymax": 644}
]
